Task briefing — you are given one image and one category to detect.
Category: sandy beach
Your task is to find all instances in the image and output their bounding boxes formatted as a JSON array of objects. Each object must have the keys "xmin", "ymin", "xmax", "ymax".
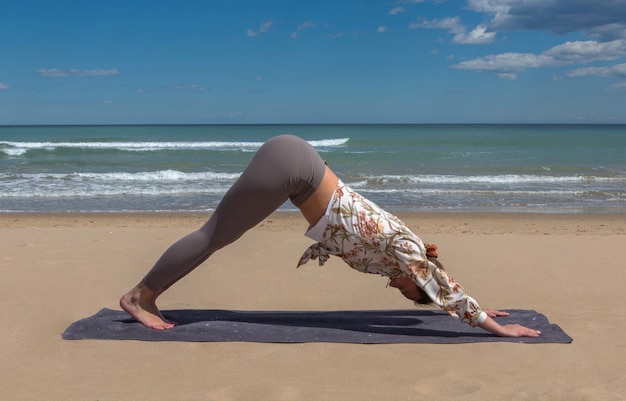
[{"xmin": 1, "ymin": 212, "xmax": 625, "ymax": 401}]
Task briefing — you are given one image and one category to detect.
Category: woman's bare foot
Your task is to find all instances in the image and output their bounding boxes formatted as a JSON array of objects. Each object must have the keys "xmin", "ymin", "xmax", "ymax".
[{"xmin": 119, "ymin": 282, "xmax": 176, "ymax": 330}]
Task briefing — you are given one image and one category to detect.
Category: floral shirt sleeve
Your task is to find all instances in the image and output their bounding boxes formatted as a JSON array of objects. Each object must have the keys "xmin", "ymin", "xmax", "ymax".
[{"xmin": 298, "ymin": 180, "xmax": 487, "ymax": 327}]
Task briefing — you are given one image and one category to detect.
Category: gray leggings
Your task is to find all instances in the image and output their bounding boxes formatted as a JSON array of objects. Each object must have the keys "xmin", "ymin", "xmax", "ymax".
[{"xmin": 142, "ymin": 135, "xmax": 327, "ymax": 291}]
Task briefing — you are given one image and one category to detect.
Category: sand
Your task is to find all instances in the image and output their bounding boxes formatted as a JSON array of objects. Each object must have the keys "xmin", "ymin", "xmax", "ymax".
[{"xmin": 1, "ymin": 212, "xmax": 625, "ymax": 401}]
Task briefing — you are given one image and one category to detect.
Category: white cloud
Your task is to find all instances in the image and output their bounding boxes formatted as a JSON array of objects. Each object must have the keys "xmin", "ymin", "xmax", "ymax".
[
  {"xmin": 453, "ymin": 39, "xmax": 626, "ymax": 76},
  {"xmin": 467, "ymin": 0, "xmax": 626, "ymax": 41},
  {"xmin": 409, "ymin": 2, "xmax": 626, "ymax": 79},
  {"xmin": 465, "ymin": 0, "xmax": 514, "ymax": 21},
  {"xmin": 544, "ymin": 39, "xmax": 626, "ymax": 63},
  {"xmin": 291, "ymin": 21, "xmax": 316, "ymax": 39},
  {"xmin": 389, "ymin": 7, "xmax": 405, "ymax": 15},
  {"xmin": 260, "ymin": 21, "xmax": 273, "ymax": 32},
  {"xmin": 0, "ymin": 82, "xmax": 10, "ymax": 90},
  {"xmin": 450, "ymin": 1, "xmax": 626, "ymax": 79},
  {"xmin": 378, "ymin": 25, "xmax": 388, "ymax": 33},
  {"xmin": 610, "ymin": 81, "xmax": 626, "ymax": 90},
  {"xmin": 454, "ymin": 52, "xmax": 549, "ymax": 72},
  {"xmin": 297, "ymin": 21, "xmax": 316, "ymax": 31},
  {"xmin": 498, "ymin": 72, "xmax": 518, "ymax": 80},
  {"xmin": 410, "ymin": 17, "xmax": 462, "ymax": 33},
  {"xmin": 173, "ymin": 85, "xmax": 207, "ymax": 91},
  {"xmin": 37, "ymin": 68, "xmax": 120, "ymax": 77},
  {"xmin": 410, "ymin": 17, "xmax": 496, "ymax": 44},
  {"xmin": 453, "ymin": 24, "xmax": 496, "ymax": 44},
  {"xmin": 567, "ymin": 62, "xmax": 626, "ymax": 78},
  {"xmin": 247, "ymin": 20, "xmax": 273, "ymax": 37}
]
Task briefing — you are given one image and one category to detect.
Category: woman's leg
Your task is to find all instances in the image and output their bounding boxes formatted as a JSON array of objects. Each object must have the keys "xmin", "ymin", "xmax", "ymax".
[{"xmin": 120, "ymin": 135, "xmax": 327, "ymax": 329}]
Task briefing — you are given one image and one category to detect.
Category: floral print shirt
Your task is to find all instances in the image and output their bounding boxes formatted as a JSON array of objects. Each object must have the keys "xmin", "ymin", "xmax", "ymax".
[{"xmin": 298, "ymin": 180, "xmax": 487, "ymax": 327}]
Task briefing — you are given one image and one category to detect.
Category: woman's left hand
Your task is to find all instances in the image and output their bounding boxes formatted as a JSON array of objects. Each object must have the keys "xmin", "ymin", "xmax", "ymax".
[{"xmin": 483, "ymin": 309, "xmax": 510, "ymax": 318}]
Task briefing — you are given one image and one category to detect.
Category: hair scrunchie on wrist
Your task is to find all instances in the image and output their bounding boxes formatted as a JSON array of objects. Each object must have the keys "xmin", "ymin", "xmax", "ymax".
[{"xmin": 425, "ymin": 244, "xmax": 438, "ymax": 258}]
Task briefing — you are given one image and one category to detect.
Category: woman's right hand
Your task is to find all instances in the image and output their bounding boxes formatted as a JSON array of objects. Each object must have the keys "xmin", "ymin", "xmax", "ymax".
[
  {"xmin": 479, "ymin": 316, "xmax": 542, "ymax": 337},
  {"xmin": 497, "ymin": 323, "xmax": 542, "ymax": 338}
]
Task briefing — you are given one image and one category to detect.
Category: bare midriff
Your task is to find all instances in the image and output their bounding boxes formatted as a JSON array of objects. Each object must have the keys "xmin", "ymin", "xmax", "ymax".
[{"xmin": 298, "ymin": 166, "xmax": 339, "ymax": 226}]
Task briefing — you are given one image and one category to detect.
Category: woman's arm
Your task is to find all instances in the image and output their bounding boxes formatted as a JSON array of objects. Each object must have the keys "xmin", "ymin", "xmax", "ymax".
[{"xmin": 478, "ymin": 315, "xmax": 542, "ymax": 337}]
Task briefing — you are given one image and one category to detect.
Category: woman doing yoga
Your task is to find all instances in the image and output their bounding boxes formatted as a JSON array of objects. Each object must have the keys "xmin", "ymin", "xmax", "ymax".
[{"xmin": 120, "ymin": 135, "xmax": 541, "ymax": 338}]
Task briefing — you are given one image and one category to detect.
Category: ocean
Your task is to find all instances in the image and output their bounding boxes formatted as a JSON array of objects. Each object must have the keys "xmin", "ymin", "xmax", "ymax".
[{"xmin": 1, "ymin": 124, "xmax": 625, "ymax": 214}]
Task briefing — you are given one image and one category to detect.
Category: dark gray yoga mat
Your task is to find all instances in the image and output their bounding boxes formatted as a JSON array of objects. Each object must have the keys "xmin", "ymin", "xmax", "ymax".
[{"xmin": 62, "ymin": 308, "xmax": 572, "ymax": 344}]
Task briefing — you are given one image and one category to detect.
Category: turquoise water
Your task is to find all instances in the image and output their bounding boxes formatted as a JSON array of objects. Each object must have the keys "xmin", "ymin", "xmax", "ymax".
[{"xmin": 1, "ymin": 124, "xmax": 625, "ymax": 213}]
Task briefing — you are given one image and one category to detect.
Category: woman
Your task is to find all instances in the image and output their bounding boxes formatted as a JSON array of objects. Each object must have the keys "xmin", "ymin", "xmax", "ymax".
[{"xmin": 120, "ymin": 135, "xmax": 541, "ymax": 338}]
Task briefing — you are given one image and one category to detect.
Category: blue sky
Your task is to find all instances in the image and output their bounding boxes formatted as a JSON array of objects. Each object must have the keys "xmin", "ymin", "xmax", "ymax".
[{"xmin": 1, "ymin": 0, "xmax": 625, "ymax": 124}]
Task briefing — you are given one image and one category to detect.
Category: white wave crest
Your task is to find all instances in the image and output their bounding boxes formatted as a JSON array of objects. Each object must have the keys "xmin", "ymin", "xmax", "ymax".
[
  {"xmin": 75, "ymin": 170, "xmax": 241, "ymax": 181},
  {"xmin": 306, "ymin": 138, "xmax": 349, "ymax": 147},
  {"xmin": 358, "ymin": 174, "xmax": 625, "ymax": 185},
  {"xmin": 0, "ymin": 138, "xmax": 350, "ymax": 155}
]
